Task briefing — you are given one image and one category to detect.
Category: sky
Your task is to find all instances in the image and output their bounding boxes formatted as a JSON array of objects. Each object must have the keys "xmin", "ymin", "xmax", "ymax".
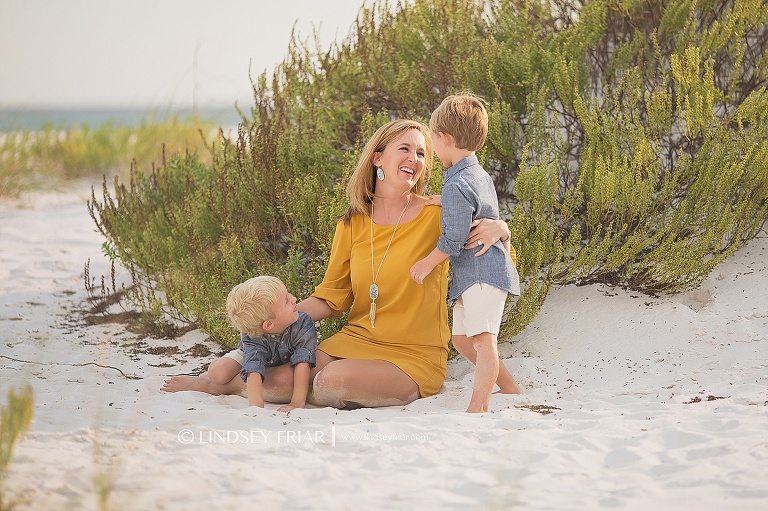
[{"xmin": 0, "ymin": 0, "xmax": 374, "ymax": 109}]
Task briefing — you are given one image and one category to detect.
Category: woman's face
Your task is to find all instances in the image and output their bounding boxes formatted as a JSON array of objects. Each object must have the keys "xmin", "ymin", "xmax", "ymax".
[{"xmin": 373, "ymin": 129, "xmax": 426, "ymax": 192}]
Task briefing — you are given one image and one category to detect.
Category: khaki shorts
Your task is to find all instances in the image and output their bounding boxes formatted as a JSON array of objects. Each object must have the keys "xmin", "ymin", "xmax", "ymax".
[
  {"xmin": 452, "ymin": 282, "xmax": 507, "ymax": 338},
  {"xmin": 222, "ymin": 348, "xmax": 244, "ymax": 365}
]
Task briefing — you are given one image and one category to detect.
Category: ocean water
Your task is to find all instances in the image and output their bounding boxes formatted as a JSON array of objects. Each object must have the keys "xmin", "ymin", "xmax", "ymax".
[{"xmin": 0, "ymin": 107, "xmax": 244, "ymax": 131}]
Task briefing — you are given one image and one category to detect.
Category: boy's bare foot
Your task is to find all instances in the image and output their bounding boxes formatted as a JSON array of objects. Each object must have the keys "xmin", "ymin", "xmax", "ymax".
[{"xmin": 496, "ymin": 382, "xmax": 523, "ymax": 394}]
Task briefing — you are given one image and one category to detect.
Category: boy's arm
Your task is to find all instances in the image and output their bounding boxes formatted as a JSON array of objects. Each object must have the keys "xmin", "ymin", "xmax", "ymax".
[
  {"xmin": 410, "ymin": 246, "xmax": 450, "ymax": 284},
  {"xmin": 281, "ymin": 313, "xmax": 317, "ymax": 412},
  {"xmin": 411, "ymin": 184, "xmax": 474, "ymax": 284},
  {"xmin": 278, "ymin": 362, "xmax": 311, "ymax": 412},
  {"xmin": 246, "ymin": 372, "xmax": 265, "ymax": 407}
]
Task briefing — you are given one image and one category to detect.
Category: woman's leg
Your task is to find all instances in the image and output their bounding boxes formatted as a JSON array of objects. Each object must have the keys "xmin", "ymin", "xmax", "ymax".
[
  {"xmin": 162, "ymin": 351, "xmax": 245, "ymax": 395},
  {"xmin": 162, "ymin": 350, "xmax": 420, "ymax": 410},
  {"xmin": 161, "ymin": 371, "xmax": 246, "ymax": 396},
  {"xmin": 260, "ymin": 350, "xmax": 338, "ymax": 403},
  {"xmin": 163, "ymin": 364, "xmax": 299, "ymax": 400},
  {"xmin": 162, "ymin": 352, "xmax": 335, "ymax": 400},
  {"xmin": 309, "ymin": 357, "xmax": 420, "ymax": 409}
]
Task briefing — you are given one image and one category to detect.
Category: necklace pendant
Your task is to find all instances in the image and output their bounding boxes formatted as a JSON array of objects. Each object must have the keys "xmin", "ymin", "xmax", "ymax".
[
  {"xmin": 369, "ymin": 301, "xmax": 376, "ymax": 328},
  {"xmin": 369, "ymin": 284, "xmax": 379, "ymax": 300}
]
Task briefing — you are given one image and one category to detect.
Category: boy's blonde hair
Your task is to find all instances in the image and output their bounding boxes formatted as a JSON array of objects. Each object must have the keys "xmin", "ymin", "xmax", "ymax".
[
  {"xmin": 342, "ymin": 119, "xmax": 433, "ymax": 223},
  {"xmin": 429, "ymin": 92, "xmax": 488, "ymax": 152},
  {"xmin": 226, "ymin": 276, "xmax": 285, "ymax": 337}
]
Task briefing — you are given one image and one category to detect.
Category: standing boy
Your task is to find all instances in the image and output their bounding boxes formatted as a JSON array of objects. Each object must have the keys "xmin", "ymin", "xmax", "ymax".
[{"xmin": 410, "ymin": 92, "xmax": 522, "ymax": 413}]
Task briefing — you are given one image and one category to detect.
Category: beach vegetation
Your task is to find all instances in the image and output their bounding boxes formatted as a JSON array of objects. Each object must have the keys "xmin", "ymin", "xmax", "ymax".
[
  {"xmin": 0, "ymin": 386, "xmax": 33, "ymax": 511},
  {"xmin": 87, "ymin": 0, "xmax": 768, "ymax": 347},
  {"xmin": 92, "ymin": 429, "xmax": 117, "ymax": 511},
  {"xmin": 0, "ymin": 114, "xmax": 215, "ymax": 197}
]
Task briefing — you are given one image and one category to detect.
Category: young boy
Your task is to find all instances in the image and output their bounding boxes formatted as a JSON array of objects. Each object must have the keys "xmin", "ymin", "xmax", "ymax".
[
  {"xmin": 219, "ymin": 276, "xmax": 317, "ymax": 411},
  {"xmin": 409, "ymin": 92, "xmax": 522, "ymax": 413}
]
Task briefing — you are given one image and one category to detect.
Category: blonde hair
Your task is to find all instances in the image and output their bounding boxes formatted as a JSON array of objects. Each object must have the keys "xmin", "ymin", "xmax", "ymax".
[
  {"xmin": 429, "ymin": 92, "xmax": 488, "ymax": 152},
  {"xmin": 341, "ymin": 119, "xmax": 433, "ymax": 223},
  {"xmin": 226, "ymin": 276, "xmax": 285, "ymax": 337}
]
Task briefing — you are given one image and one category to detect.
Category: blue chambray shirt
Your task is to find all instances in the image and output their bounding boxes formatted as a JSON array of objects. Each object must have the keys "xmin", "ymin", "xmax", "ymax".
[
  {"xmin": 239, "ymin": 311, "xmax": 317, "ymax": 382},
  {"xmin": 437, "ymin": 155, "xmax": 521, "ymax": 300}
]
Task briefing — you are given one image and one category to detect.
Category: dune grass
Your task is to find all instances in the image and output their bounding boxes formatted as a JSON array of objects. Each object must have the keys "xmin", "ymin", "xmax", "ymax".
[
  {"xmin": 87, "ymin": 0, "xmax": 768, "ymax": 347},
  {"xmin": 0, "ymin": 386, "xmax": 33, "ymax": 511},
  {"xmin": 0, "ymin": 115, "xmax": 218, "ymax": 197}
]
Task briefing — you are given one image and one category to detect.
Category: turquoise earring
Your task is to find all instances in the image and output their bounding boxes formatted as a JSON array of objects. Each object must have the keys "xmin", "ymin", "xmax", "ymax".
[{"xmin": 376, "ymin": 167, "xmax": 385, "ymax": 181}]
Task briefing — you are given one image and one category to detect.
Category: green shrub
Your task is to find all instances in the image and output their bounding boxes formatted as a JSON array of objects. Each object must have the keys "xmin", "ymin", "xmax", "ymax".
[{"xmin": 88, "ymin": 0, "xmax": 768, "ymax": 346}]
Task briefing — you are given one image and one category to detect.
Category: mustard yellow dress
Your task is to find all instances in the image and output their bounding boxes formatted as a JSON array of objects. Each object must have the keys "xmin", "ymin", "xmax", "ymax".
[{"xmin": 311, "ymin": 205, "xmax": 450, "ymax": 397}]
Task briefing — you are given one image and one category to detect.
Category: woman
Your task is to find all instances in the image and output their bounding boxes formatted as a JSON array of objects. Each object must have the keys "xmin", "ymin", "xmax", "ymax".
[{"xmin": 163, "ymin": 119, "xmax": 511, "ymax": 408}]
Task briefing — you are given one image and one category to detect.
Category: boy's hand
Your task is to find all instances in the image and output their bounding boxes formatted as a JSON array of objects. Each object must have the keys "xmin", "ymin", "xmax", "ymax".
[
  {"xmin": 246, "ymin": 373, "xmax": 265, "ymax": 407},
  {"xmin": 410, "ymin": 259, "xmax": 433, "ymax": 284},
  {"xmin": 425, "ymin": 194, "xmax": 442, "ymax": 206},
  {"xmin": 285, "ymin": 362, "xmax": 310, "ymax": 413}
]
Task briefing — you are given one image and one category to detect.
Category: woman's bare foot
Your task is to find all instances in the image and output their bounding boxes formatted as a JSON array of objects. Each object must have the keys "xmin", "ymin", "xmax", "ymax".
[
  {"xmin": 162, "ymin": 373, "xmax": 247, "ymax": 396},
  {"xmin": 161, "ymin": 375, "xmax": 211, "ymax": 393}
]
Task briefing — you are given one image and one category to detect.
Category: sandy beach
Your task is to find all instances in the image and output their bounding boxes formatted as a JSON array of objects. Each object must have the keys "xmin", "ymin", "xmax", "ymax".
[{"xmin": 1, "ymin": 181, "xmax": 766, "ymax": 510}]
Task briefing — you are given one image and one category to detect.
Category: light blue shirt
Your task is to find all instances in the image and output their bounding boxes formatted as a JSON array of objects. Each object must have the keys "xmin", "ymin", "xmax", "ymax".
[
  {"xmin": 239, "ymin": 311, "xmax": 317, "ymax": 382},
  {"xmin": 437, "ymin": 155, "xmax": 520, "ymax": 300}
]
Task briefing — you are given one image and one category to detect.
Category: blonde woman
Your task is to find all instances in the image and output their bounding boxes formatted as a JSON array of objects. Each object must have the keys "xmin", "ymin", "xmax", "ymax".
[{"xmin": 163, "ymin": 119, "xmax": 511, "ymax": 408}]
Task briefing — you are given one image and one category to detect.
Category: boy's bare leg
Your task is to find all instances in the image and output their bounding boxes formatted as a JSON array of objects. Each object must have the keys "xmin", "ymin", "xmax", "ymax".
[
  {"xmin": 309, "ymin": 358, "xmax": 419, "ymax": 409},
  {"xmin": 466, "ymin": 332, "xmax": 500, "ymax": 413},
  {"xmin": 452, "ymin": 334, "xmax": 522, "ymax": 394},
  {"xmin": 207, "ymin": 357, "xmax": 242, "ymax": 385}
]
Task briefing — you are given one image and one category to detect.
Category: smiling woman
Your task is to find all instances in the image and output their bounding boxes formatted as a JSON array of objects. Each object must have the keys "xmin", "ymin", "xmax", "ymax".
[
  {"xmin": 301, "ymin": 120, "xmax": 446, "ymax": 408},
  {"xmin": 162, "ymin": 119, "xmax": 512, "ymax": 409}
]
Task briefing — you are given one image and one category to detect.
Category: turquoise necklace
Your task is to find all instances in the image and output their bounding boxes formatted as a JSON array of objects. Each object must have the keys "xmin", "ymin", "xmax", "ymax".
[{"xmin": 369, "ymin": 195, "xmax": 411, "ymax": 328}]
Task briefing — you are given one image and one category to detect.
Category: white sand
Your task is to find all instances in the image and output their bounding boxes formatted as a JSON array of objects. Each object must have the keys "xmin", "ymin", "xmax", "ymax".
[{"xmin": 1, "ymin": 182, "xmax": 767, "ymax": 510}]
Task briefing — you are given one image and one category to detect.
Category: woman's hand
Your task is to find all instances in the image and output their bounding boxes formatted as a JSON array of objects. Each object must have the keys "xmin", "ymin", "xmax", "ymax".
[{"xmin": 467, "ymin": 218, "xmax": 511, "ymax": 256}]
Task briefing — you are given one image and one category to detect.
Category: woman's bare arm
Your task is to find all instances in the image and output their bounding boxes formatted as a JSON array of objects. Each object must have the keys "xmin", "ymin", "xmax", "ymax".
[
  {"xmin": 467, "ymin": 218, "xmax": 511, "ymax": 256},
  {"xmin": 297, "ymin": 296, "xmax": 333, "ymax": 322}
]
